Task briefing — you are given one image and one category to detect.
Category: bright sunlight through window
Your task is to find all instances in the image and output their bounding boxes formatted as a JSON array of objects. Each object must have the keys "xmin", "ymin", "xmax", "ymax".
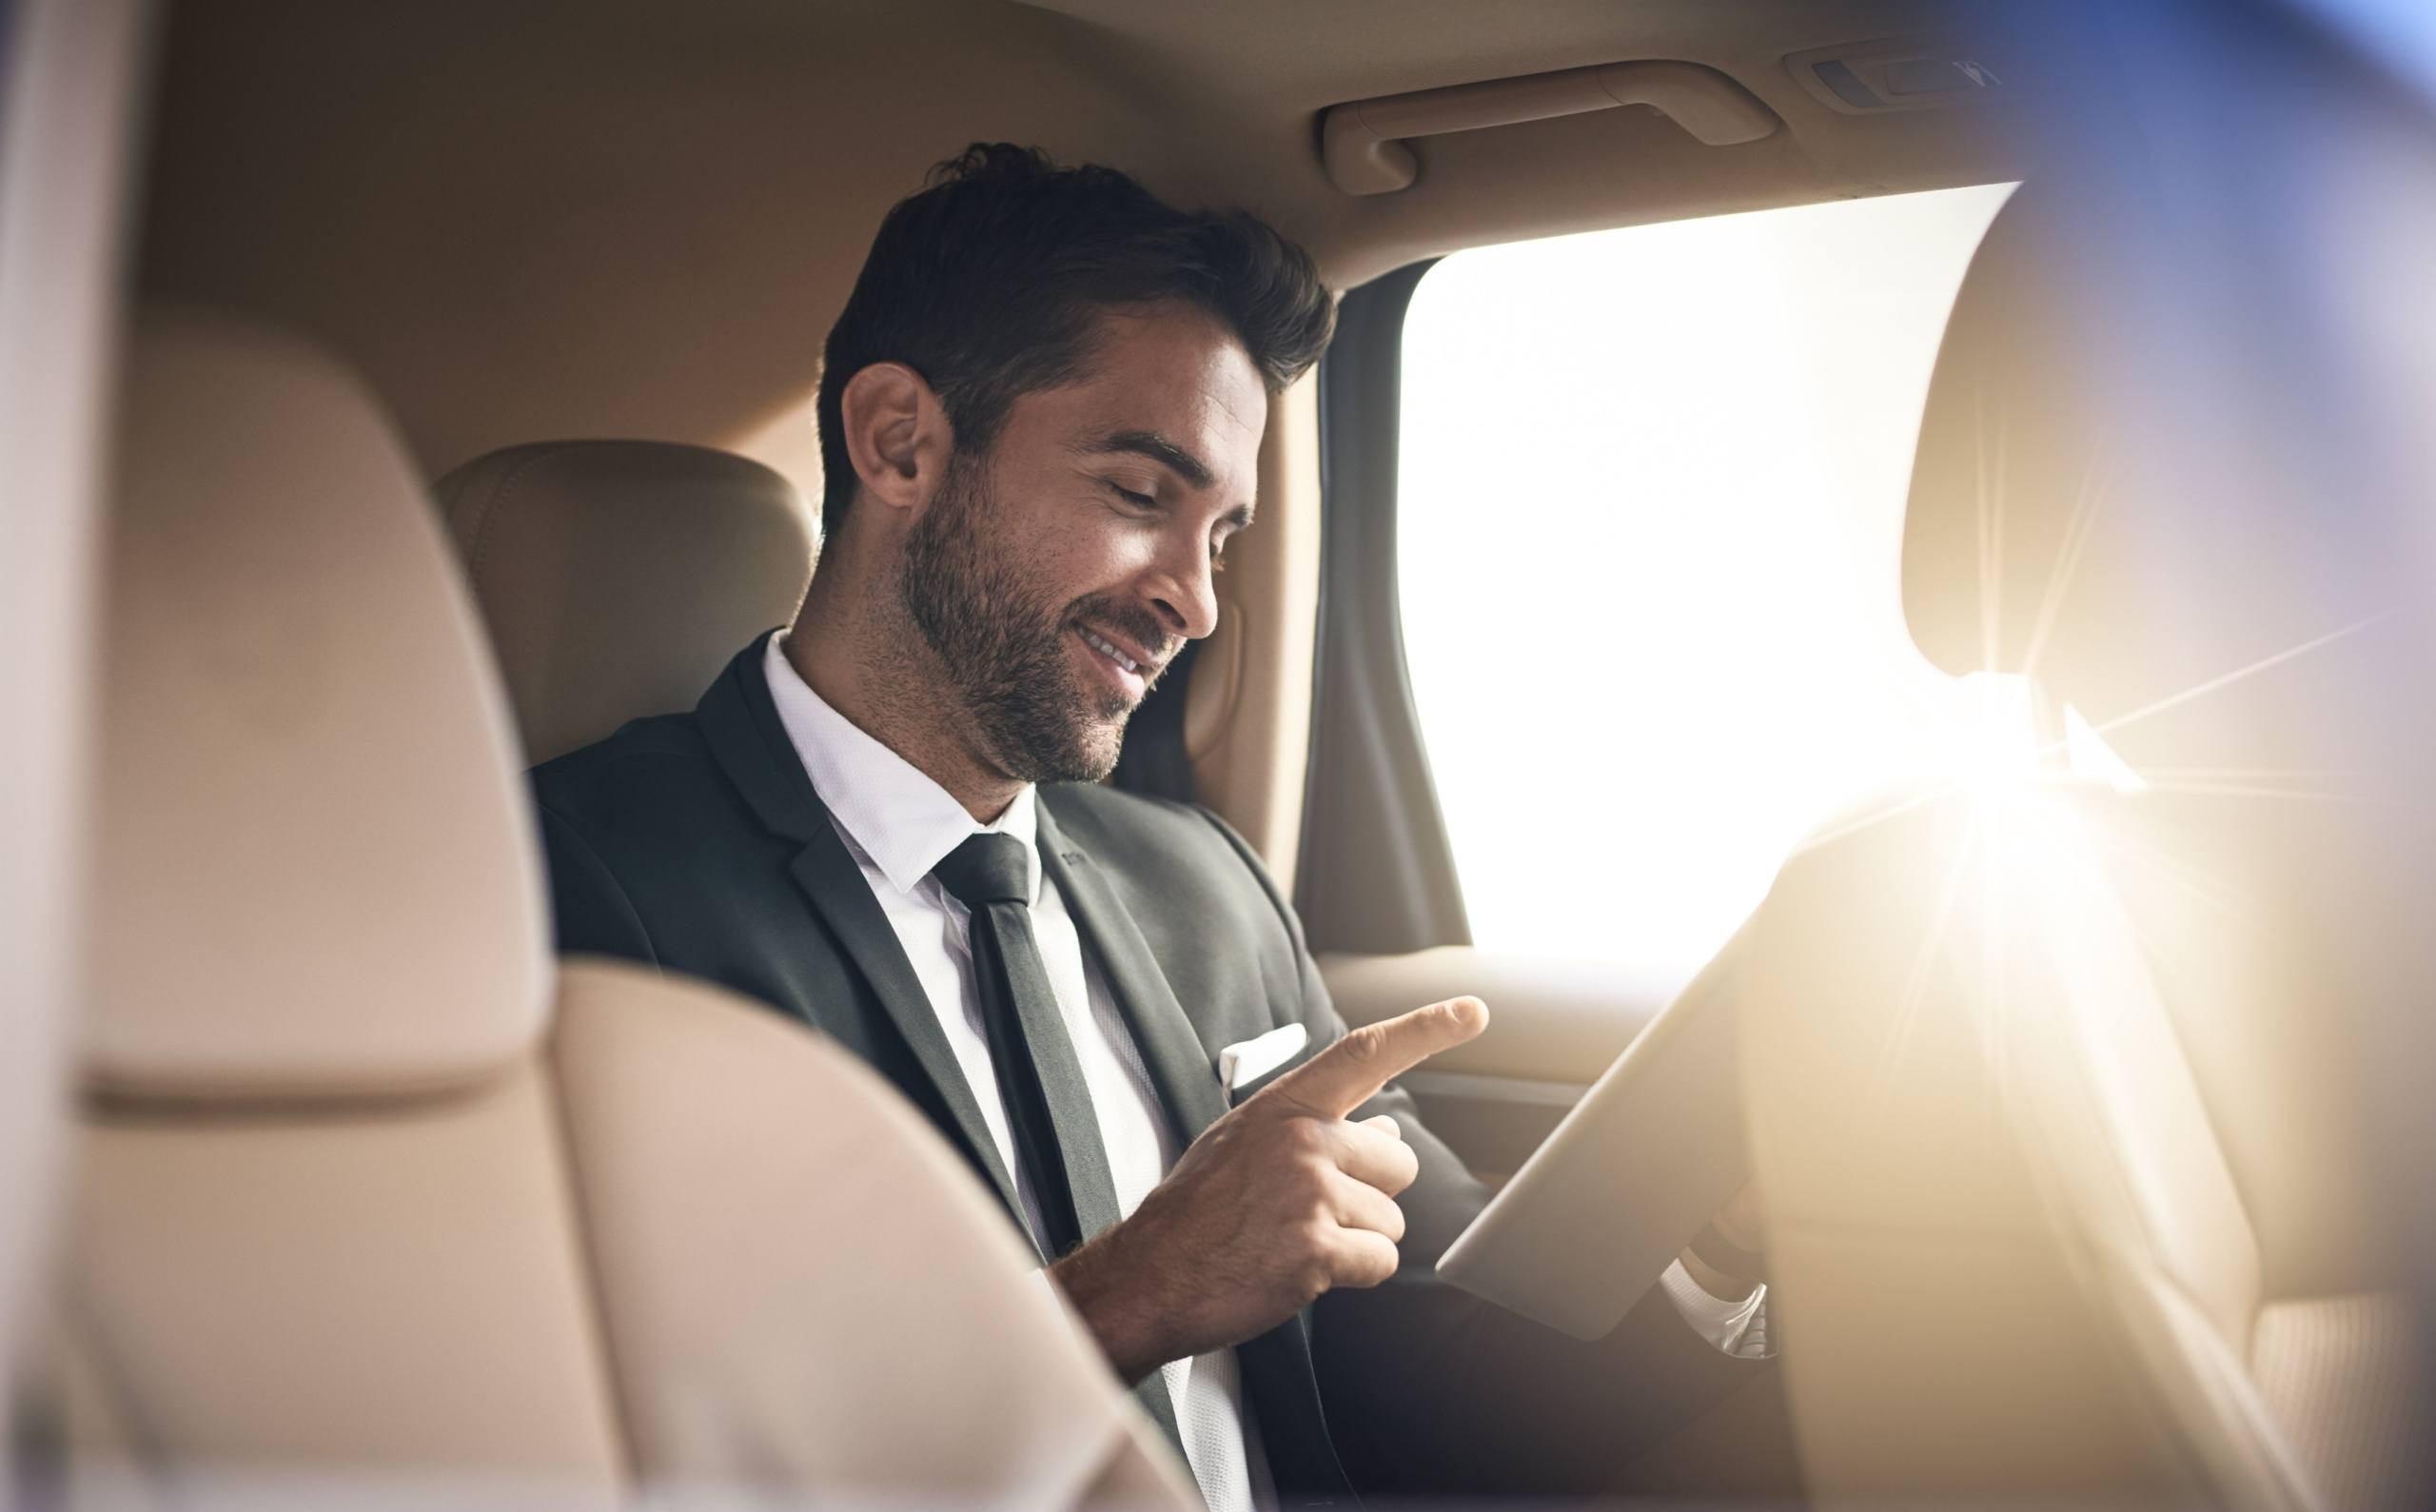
[{"xmin": 1399, "ymin": 183, "xmax": 2017, "ymax": 982}]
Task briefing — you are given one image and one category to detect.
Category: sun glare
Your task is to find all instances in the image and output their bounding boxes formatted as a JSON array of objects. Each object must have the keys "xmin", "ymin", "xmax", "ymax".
[{"xmin": 1948, "ymin": 672, "xmax": 2045, "ymax": 804}]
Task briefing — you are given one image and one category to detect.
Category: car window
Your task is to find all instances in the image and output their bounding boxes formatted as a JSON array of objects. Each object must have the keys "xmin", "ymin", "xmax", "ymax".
[{"xmin": 1398, "ymin": 183, "xmax": 2015, "ymax": 978}]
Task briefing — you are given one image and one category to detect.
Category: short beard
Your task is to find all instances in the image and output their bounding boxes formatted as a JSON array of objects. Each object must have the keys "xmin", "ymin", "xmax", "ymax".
[{"xmin": 896, "ymin": 455, "xmax": 1141, "ymax": 784}]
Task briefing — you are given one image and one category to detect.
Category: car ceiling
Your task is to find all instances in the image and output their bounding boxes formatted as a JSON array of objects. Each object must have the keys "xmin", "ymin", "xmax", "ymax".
[{"xmin": 139, "ymin": 0, "xmax": 2033, "ymax": 493}]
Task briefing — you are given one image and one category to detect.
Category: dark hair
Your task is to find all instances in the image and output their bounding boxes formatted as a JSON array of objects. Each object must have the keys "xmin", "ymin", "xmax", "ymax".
[{"xmin": 815, "ymin": 143, "xmax": 1334, "ymax": 530}]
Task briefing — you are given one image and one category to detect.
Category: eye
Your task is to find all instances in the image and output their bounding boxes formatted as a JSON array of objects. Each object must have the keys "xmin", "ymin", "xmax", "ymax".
[{"xmin": 1107, "ymin": 481, "xmax": 1157, "ymax": 509}]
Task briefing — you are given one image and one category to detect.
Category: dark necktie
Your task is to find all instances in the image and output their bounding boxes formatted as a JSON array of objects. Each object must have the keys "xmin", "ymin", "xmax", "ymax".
[
  {"xmin": 931, "ymin": 832, "xmax": 1124, "ymax": 1260},
  {"xmin": 933, "ymin": 832, "xmax": 1190, "ymax": 1470}
]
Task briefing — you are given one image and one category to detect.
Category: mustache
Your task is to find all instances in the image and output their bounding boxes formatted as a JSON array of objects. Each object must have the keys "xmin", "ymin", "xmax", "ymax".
[{"xmin": 1071, "ymin": 599, "xmax": 1180, "ymax": 682}]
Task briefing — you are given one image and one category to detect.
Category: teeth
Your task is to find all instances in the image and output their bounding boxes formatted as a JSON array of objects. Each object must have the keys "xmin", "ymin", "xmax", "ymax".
[{"xmin": 1081, "ymin": 628, "xmax": 1139, "ymax": 673}]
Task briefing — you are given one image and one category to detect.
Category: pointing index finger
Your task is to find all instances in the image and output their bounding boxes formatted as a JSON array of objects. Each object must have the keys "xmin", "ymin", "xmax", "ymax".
[{"xmin": 1259, "ymin": 997, "xmax": 1488, "ymax": 1121}]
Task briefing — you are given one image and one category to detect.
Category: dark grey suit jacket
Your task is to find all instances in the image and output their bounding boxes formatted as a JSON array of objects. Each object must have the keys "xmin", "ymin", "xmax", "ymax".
[{"xmin": 532, "ymin": 635, "xmax": 1758, "ymax": 1503}]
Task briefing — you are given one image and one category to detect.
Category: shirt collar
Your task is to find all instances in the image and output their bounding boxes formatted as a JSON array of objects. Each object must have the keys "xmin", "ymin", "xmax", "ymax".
[{"xmin": 761, "ymin": 633, "xmax": 1039, "ymax": 902}]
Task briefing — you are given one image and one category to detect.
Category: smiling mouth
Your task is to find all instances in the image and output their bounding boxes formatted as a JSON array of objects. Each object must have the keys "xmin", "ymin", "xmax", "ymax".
[{"xmin": 1078, "ymin": 625, "xmax": 1146, "ymax": 676}]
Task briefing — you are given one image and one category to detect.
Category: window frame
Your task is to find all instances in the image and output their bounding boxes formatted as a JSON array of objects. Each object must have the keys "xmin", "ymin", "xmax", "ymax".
[{"xmin": 1294, "ymin": 258, "xmax": 1473, "ymax": 954}]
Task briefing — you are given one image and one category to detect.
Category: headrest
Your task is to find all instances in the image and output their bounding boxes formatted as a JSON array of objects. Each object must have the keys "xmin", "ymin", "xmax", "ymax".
[
  {"xmin": 435, "ymin": 442, "xmax": 815, "ymax": 764},
  {"xmin": 1894, "ymin": 186, "xmax": 2435, "ymax": 1297},
  {"xmin": 1899, "ymin": 183, "xmax": 2400, "ymax": 773},
  {"xmin": 91, "ymin": 310, "xmax": 550, "ymax": 1101}
]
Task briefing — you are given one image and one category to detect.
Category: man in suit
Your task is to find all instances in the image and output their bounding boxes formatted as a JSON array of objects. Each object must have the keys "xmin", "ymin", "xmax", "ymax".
[{"xmin": 535, "ymin": 143, "xmax": 1773, "ymax": 1507}]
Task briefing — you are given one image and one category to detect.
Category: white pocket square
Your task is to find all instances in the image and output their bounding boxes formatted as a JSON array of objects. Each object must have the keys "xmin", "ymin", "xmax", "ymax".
[{"xmin": 1218, "ymin": 1022, "xmax": 1308, "ymax": 1091}]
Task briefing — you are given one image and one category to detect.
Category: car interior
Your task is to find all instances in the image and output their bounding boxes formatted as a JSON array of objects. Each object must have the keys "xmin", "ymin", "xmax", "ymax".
[{"xmin": 5, "ymin": 0, "xmax": 2434, "ymax": 1507}]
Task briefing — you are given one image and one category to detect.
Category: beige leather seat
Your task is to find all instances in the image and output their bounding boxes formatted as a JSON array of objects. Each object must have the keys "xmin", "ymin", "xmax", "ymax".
[
  {"xmin": 58, "ymin": 307, "xmax": 1189, "ymax": 1506},
  {"xmin": 1737, "ymin": 188, "xmax": 2431, "ymax": 1509},
  {"xmin": 434, "ymin": 440, "xmax": 816, "ymax": 766}
]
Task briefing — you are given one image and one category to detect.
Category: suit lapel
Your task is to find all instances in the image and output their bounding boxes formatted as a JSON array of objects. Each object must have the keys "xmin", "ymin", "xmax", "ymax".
[
  {"xmin": 1036, "ymin": 804, "xmax": 1230, "ymax": 1145},
  {"xmin": 780, "ymin": 835, "xmax": 1026, "ymax": 1223},
  {"xmin": 696, "ymin": 638, "xmax": 1026, "ymax": 1228}
]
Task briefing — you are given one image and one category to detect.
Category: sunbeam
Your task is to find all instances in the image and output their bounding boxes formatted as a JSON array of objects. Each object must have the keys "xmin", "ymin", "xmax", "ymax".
[
  {"xmin": 2078, "ymin": 808, "xmax": 2260, "ymax": 922},
  {"xmin": 1867, "ymin": 810, "xmax": 1985, "ymax": 1116},
  {"xmin": 1792, "ymin": 782, "xmax": 1965, "ymax": 856},
  {"xmin": 1976, "ymin": 383, "xmax": 2009, "ymax": 676},
  {"xmin": 2016, "ymin": 442, "xmax": 2112, "ymax": 684},
  {"xmin": 2132, "ymin": 766, "xmax": 2369, "ymax": 782},
  {"xmin": 1798, "ymin": 615, "xmax": 2392, "ymax": 863},
  {"xmin": 2135, "ymin": 780, "xmax": 2386, "ymax": 804},
  {"xmin": 2086, "ymin": 611, "xmax": 2395, "ymax": 742}
]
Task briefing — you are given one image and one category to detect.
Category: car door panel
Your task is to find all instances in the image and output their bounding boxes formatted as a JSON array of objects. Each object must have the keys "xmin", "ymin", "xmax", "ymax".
[{"xmin": 1318, "ymin": 947, "xmax": 1688, "ymax": 1179}]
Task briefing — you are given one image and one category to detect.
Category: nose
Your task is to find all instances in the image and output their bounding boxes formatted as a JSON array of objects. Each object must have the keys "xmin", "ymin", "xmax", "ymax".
[{"xmin": 1146, "ymin": 537, "xmax": 1221, "ymax": 643}]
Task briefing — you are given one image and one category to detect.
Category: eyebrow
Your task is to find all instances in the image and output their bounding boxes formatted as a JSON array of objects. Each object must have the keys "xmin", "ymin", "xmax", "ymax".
[{"xmin": 1089, "ymin": 429, "xmax": 1214, "ymax": 491}]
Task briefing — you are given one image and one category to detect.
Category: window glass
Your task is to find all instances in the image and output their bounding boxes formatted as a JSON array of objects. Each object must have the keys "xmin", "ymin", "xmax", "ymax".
[{"xmin": 1398, "ymin": 184, "xmax": 2015, "ymax": 979}]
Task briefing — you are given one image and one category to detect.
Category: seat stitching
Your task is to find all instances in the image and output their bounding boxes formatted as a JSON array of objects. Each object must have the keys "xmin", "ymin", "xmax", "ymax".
[
  {"xmin": 535, "ymin": 1018, "xmax": 647, "ymax": 1484},
  {"xmin": 457, "ymin": 442, "xmax": 614, "ymax": 594}
]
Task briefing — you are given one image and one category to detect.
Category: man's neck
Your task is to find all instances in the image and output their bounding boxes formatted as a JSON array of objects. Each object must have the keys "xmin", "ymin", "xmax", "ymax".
[{"xmin": 783, "ymin": 595, "xmax": 1024, "ymax": 825}]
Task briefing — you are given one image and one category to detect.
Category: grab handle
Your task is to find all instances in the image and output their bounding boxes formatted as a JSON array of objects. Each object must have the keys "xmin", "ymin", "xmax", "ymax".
[{"xmin": 1322, "ymin": 60, "xmax": 1780, "ymax": 197}]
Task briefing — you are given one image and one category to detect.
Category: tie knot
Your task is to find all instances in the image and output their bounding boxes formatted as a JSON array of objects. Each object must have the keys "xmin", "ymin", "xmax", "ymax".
[{"xmin": 932, "ymin": 832, "xmax": 1032, "ymax": 909}]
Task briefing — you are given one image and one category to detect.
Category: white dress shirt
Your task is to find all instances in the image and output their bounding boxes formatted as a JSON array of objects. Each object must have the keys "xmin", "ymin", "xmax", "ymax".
[
  {"xmin": 760, "ymin": 637, "xmax": 1771, "ymax": 1508},
  {"xmin": 763, "ymin": 636, "xmax": 1271, "ymax": 1512}
]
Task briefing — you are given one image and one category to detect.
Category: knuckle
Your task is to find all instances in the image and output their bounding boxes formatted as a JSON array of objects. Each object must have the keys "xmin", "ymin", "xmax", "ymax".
[
  {"xmin": 1338, "ymin": 1026, "xmax": 1385, "ymax": 1067},
  {"xmin": 1299, "ymin": 1265, "xmax": 1332, "ymax": 1303}
]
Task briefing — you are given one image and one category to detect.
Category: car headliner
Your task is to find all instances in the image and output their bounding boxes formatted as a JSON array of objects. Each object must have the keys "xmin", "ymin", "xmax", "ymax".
[{"xmin": 138, "ymin": 0, "xmax": 2033, "ymax": 492}]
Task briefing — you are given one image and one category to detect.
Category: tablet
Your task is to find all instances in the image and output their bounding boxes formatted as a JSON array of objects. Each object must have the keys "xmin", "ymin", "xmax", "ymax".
[{"xmin": 1433, "ymin": 942, "xmax": 1748, "ymax": 1340}]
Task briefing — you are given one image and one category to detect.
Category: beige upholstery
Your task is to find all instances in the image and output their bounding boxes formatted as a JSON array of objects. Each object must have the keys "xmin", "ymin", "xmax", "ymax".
[
  {"xmin": 549, "ymin": 960, "xmax": 1178, "ymax": 1495},
  {"xmin": 1739, "ymin": 189, "xmax": 2430, "ymax": 1509},
  {"xmin": 77, "ymin": 1064, "xmax": 624, "ymax": 1481},
  {"xmin": 64, "ymin": 308, "xmax": 1191, "ymax": 1506},
  {"xmin": 436, "ymin": 440, "xmax": 815, "ymax": 765},
  {"xmin": 93, "ymin": 316, "xmax": 550, "ymax": 1100}
]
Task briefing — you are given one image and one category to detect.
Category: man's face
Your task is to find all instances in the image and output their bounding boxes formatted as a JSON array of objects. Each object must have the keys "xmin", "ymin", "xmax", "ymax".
[{"xmin": 897, "ymin": 303, "xmax": 1267, "ymax": 784}]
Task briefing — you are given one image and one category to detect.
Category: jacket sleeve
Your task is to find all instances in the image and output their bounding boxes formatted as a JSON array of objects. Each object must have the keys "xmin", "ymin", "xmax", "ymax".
[{"xmin": 535, "ymin": 800, "xmax": 659, "ymax": 967}]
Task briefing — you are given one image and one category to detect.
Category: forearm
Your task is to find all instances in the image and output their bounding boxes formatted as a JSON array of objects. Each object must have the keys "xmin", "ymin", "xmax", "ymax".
[{"xmin": 1047, "ymin": 1229, "xmax": 1173, "ymax": 1384}]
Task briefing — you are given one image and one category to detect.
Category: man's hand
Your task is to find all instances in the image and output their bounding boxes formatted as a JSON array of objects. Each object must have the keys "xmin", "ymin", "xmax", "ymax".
[{"xmin": 1051, "ymin": 996, "xmax": 1488, "ymax": 1383}]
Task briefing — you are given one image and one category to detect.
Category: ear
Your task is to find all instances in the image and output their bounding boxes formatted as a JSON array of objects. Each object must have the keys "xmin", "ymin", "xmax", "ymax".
[{"xmin": 838, "ymin": 362, "xmax": 953, "ymax": 516}]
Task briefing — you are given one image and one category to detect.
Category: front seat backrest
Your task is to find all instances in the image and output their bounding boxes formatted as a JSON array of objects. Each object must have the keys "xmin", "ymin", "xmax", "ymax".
[
  {"xmin": 66, "ymin": 308, "xmax": 1189, "ymax": 1507},
  {"xmin": 436, "ymin": 440, "xmax": 815, "ymax": 765},
  {"xmin": 1736, "ymin": 183, "xmax": 2431, "ymax": 1512}
]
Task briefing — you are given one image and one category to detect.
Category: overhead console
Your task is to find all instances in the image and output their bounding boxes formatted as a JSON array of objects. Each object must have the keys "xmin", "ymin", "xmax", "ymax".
[
  {"xmin": 1320, "ymin": 60, "xmax": 1781, "ymax": 197},
  {"xmin": 1784, "ymin": 35, "xmax": 2015, "ymax": 115}
]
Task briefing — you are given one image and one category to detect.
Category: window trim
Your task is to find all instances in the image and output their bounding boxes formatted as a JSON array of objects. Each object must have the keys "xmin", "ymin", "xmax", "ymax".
[{"xmin": 1294, "ymin": 258, "xmax": 1472, "ymax": 953}]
